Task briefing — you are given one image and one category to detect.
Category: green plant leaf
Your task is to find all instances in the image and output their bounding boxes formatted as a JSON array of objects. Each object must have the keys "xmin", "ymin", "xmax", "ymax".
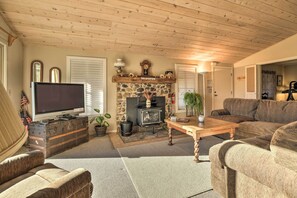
[
  {"xmin": 96, "ymin": 116, "xmax": 104, "ymax": 126},
  {"xmin": 104, "ymin": 113, "xmax": 111, "ymax": 119},
  {"xmin": 89, "ymin": 117, "xmax": 95, "ymax": 124},
  {"xmin": 94, "ymin": 108, "xmax": 100, "ymax": 113},
  {"xmin": 103, "ymin": 121, "xmax": 110, "ymax": 127}
]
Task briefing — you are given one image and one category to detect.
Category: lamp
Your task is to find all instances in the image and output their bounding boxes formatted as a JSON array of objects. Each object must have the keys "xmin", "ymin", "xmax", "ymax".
[
  {"xmin": 197, "ymin": 63, "xmax": 211, "ymax": 74},
  {"xmin": 0, "ymin": 81, "xmax": 27, "ymax": 162},
  {"xmin": 114, "ymin": 58, "xmax": 125, "ymax": 76}
]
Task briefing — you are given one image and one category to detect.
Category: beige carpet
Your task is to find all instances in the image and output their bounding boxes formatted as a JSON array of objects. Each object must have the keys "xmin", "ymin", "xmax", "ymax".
[
  {"xmin": 118, "ymin": 136, "xmax": 223, "ymax": 198},
  {"xmin": 44, "ymin": 135, "xmax": 223, "ymax": 198}
]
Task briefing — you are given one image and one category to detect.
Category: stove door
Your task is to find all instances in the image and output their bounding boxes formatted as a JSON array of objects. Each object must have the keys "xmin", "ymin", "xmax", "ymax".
[{"xmin": 139, "ymin": 109, "xmax": 162, "ymax": 126}]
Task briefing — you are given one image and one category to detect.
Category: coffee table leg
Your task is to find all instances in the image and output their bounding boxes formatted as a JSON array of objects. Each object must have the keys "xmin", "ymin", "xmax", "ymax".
[
  {"xmin": 230, "ymin": 128, "xmax": 235, "ymax": 140},
  {"xmin": 194, "ymin": 137, "xmax": 200, "ymax": 163},
  {"xmin": 168, "ymin": 127, "xmax": 173, "ymax": 146}
]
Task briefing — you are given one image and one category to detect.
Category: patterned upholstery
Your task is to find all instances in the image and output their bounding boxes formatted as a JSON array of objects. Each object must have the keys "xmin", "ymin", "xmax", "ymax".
[
  {"xmin": 0, "ymin": 148, "xmax": 92, "ymax": 197},
  {"xmin": 271, "ymin": 121, "xmax": 297, "ymax": 172},
  {"xmin": 236, "ymin": 121, "xmax": 284, "ymax": 139},
  {"xmin": 255, "ymin": 100, "xmax": 297, "ymax": 123},
  {"xmin": 223, "ymin": 98, "xmax": 260, "ymax": 119},
  {"xmin": 209, "ymin": 115, "xmax": 254, "ymax": 123}
]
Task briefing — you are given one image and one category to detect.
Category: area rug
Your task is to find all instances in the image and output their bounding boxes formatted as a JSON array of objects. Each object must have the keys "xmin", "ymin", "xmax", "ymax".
[{"xmin": 118, "ymin": 136, "xmax": 223, "ymax": 198}]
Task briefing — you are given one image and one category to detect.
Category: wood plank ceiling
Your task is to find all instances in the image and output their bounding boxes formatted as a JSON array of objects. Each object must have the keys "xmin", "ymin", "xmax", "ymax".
[{"xmin": 1, "ymin": 0, "xmax": 297, "ymax": 63}]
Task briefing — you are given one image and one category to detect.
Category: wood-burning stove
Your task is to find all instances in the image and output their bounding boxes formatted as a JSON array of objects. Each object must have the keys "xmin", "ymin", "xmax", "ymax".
[{"xmin": 137, "ymin": 107, "xmax": 162, "ymax": 126}]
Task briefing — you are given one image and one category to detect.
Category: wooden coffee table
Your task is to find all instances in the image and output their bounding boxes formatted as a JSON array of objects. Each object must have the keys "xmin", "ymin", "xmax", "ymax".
[{"xmin": 165, "ymin": 116, "xmax": 238, "ymax": 162}]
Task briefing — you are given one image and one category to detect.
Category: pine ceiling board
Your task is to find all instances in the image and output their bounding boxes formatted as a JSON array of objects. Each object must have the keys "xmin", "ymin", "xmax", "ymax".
[
  {"xmin": 33, "ymin": 0, "xmax": 292, "ymax": 38},
  {"xmin": 1, "ymin": 0, "xmax": 297, "ymax": 63},
  {"xmin": 18, "ymin": 29, "xmax": 250, "ymax": 58},
  {"xmin": 257, "ymin": 0, "xmax": 297, "ymax": 16},
  {"xmin": 0, "ymin": 4, "xmax": 112, "ymax": 28},
  {"xmin": 163, "ymin": 0, "xmax": 297, "ymax": 32},
  {"xmin": 80, "ymin": 0, "xmax": 294, "ymax": 38},
  {"xmin": 121, "ymin": 0, "xmax": 296, "ymax": 37},
  {"xmin": 1, "ymin": 1, "xmax": 280, "ymax": 45},
  {"xmin": 226, "ymin": 0, "xmax": 297, "ymax": 24}
]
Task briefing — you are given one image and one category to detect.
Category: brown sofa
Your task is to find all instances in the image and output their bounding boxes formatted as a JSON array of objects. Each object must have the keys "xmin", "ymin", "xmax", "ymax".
[
  {"xmin": 0, "ymin": 150, "xmax": 92, "ymax": 197},
  {"xmin": 209, "ymin": 98, "xmax": 297, "ymax": 197},
  {"xmin": 210, "ymin": 98, "xmax": 297, "ymax": 139}
]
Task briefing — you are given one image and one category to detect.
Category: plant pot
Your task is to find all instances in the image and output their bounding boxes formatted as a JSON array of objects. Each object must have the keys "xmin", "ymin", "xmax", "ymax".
[
  {"xmin": 186, "ymin": 105, "xmax": 194, "ymax": 117},
  {"xmin": 120, "ymin": 121, "xmax": 133, "ymax": 136},
  {"xmin": 95, "ymin": 126, "xmax": 107, "ymax": 137}
]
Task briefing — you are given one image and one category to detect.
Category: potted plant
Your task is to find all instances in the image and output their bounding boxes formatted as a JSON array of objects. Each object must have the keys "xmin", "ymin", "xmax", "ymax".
[
  {"xmin": 183, "ymin": 92, "xmax": 204, "ymax": 122},
  {"xmin": 90, "ymin": 108, "xmax": 111, "ymax": 137}
]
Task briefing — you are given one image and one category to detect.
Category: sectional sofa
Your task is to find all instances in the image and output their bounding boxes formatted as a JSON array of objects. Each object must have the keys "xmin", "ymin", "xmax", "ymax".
[{"xmin": 209, "ymin": 98, "xmax": 297, "ymax": 197}]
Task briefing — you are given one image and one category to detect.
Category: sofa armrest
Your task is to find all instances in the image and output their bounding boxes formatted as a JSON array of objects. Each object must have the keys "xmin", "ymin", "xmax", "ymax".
[
  {"xmin": 270, "ymin": 121, "xmax": 297, "ymax": 172},
  {"xmin": 211, "ymin": 109, "xmax": 230, "ymax": 116},
  {"xmin": 0, "ymin": 150, "xmax": 44, "ymax": 185},
  {"xmin": 27, "ymin": 168, "xmax": 92, "ymax": 198},
  {"xmin": 218, "ymin": 141, "xmax": 297, "ymax": 197}
]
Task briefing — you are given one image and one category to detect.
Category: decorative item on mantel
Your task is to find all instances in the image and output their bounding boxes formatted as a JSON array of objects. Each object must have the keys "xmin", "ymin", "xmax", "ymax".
[
  {"xmin": 143, "ymin": 91, "xmax": 155, "ymax": 108},
  {"xmin": 114, "ymin": 58, "xmax": 126, "ymax": 76},
  {"xmin": 140, "ymin": 60, "xmax": 151, "ymax": 76}
]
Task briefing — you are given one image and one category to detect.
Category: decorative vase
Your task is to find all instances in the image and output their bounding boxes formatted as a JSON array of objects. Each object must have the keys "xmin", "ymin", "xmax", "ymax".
[
  {"xmin": 198, "ymin": 115, "xmax": 205, "ymax": 123},
  {"xmin": 146, "ymin": 99, "xmax": 151, "ymax": 108}
]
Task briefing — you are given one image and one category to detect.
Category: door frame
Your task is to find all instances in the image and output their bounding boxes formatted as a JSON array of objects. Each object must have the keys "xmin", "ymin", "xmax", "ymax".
[{"xmin": 212, "ymin": 66, "xmax": 233, "ymax": 110}]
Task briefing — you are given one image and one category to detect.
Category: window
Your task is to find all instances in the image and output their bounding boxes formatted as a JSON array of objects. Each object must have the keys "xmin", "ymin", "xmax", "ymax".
[
  {"xmin": 66, "ymin": 56, "xmax": 107, "ymax": 115},
  {"xmin": 175, "ymin": 64, "xmax": 198, "ymax": 111},
  {"xmin": 0, "ymin": 41, "xmax": 7, "ymax": 89}
]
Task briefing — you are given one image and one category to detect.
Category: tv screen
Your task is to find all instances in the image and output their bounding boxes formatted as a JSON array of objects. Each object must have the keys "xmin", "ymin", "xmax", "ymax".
[{"xmin": 32, "ymin": 82, "xmax": 85, "ymax": 121}]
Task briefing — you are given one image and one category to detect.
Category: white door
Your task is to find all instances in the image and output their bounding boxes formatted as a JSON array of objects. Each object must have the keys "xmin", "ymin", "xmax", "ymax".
[
  {"xmin": 245, "ymin": 65, "xmax": 257, "ymax": 99},
  {"xmin": 212, "ymin": 66, "xmax": 233, "ymax": 110}
]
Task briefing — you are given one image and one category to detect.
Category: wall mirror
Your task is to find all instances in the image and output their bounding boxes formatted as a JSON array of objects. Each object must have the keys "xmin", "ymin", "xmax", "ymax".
[
  {"xmin": 49, "ymin": 67, "xmax": 61, "ymax": 83},
  {"xmin": 31, "ymin": 60, "xmax": 43, "ymax": 82}
]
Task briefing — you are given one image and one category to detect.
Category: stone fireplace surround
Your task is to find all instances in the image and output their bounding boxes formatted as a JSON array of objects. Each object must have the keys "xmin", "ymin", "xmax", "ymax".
[{"xmin": 116, "ymin": 82, "xmax": 172, "ymax": 130}]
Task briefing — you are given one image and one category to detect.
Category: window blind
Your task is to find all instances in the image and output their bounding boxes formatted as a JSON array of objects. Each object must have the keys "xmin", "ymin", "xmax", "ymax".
[
  {"xmin": 176, "ymin": 65, "xmax": 197, "ymax": 110},
  {"xmin": 67, "ymin": 56, "xmax": 106, "ymax": 115}
]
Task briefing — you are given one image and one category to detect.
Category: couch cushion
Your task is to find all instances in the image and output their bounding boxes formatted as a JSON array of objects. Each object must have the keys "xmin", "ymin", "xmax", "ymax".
[
  {"xmin": 271, "ymin": 121, "xmax": 297, "ymax": 172},
  {"xmin": 240, "ymin": 135, "xmax": 273, "ymax": 150},
  {"xmin": 0, "ymin": 174, "xmax": 50, "ymax": 198},
  {"xmin": 236, "ymin": 121, "xmax": 284, "ymax": 139},
  {"xmin": 223, "ymin": 98, "xmax": 260, "ymax": 119},
  {"xmin": 255, "ymin": 100, "xmax": 297, "ymax": 123},
  {"xmin": 29, "ymin": 163, "xmax": 69, "ymax": 182},
  {"xmin": 209, "ymin": 115, "xmax": 254, "ymax": 123}
]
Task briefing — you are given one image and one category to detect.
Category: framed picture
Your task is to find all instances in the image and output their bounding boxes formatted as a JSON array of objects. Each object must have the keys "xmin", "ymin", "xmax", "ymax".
[{"xmin": 277, "ymin": 75, "xmax": 283, "ymax": 86}]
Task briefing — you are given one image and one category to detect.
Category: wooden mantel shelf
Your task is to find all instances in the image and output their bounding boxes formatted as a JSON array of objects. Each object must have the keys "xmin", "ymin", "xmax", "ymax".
[{"xmin": 112, "ymin": 76, "xmax": 176, "ymax": 84}]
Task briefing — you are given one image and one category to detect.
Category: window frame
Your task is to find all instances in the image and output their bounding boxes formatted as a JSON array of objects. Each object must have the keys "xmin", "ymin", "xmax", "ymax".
[
  {"xmin": 0, "ymin": 40, "xmax": 7, "ymax": 89},
  {"xmin": 175, "ymin": 64, "xmax": 199, "ymax": 113}
]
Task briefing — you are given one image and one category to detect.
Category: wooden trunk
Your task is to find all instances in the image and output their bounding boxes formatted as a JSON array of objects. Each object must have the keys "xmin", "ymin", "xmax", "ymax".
[{"xmin": 28, "ymin": 117, "xmax": 89, "ymax": 158}]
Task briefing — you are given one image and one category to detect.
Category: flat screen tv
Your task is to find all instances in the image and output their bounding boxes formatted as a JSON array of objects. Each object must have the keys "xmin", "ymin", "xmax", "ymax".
[{"xmin": 31, "ymin": 82, "xmax": 85, "ymax": 121}]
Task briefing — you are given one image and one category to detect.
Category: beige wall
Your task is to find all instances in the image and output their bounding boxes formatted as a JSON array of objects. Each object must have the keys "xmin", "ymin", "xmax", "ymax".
[
  {"xmin": 0, "ymin": 17, "xmax": 23, "ymax": 110},
  {"xmin": 23, "ymin": 44, "xmax": 205, "ymax": 133},
  {"xmin": 233, "ymin": 67, "xmax": 245, "ymax": 98},
  {"xmin": 235, "ymin": 33, "xmax": 297, "ymax": 67},
  {"xmin": 233, "ymin": 32, "xmax": 297, "ymax": 99}
]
